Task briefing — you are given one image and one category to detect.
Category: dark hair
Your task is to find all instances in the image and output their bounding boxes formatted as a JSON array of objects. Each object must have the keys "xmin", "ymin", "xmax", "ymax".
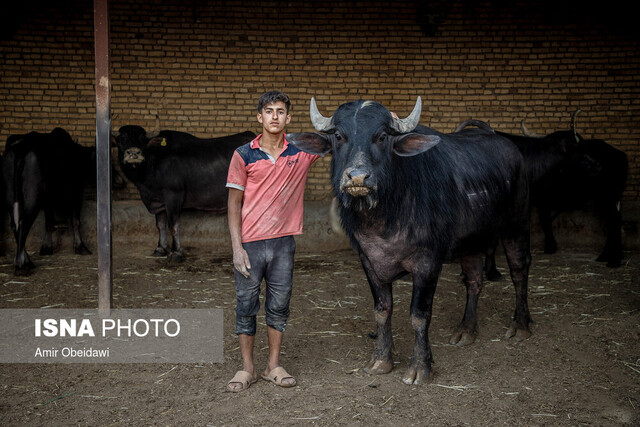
[{"xmin": 257, "ymin": 90, "xmax": 291, "ymax": 114}]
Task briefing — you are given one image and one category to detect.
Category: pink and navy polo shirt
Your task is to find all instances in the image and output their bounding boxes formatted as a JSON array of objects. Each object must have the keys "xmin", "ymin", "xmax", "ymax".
[{"xmin": 226, "ymin": 134, "xmax": 320, "ymax": 243}]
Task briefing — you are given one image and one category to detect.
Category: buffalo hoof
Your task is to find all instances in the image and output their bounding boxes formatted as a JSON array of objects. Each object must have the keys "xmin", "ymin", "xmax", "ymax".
[
  {"xmin": 606, "ymin": 259, "xmax": 622, "ymax": 268},
  {"xmin": 152, "ymin": 247, "xmax": 168, "ymax": 257},
  {"xmin": 14, "ymin": 268, "xmax": 32, "ymax": 276},
  {"xmin": 363, "ymin": 358, "xmax": 393, "ymax": 375},
  {"xmin": 504, "ymin": 322, "xmax": 532, "ymax": 341},
  {"xmin": 14, "ymin": 263, "xmax": 35, "ymax": 276},
  {"xmin": 596, "ymin": 252, "xmax": 622, "ymax": 268},
  {"xmin": 485, "ymin": 268, "xmax": 503, "ymax": 282},
  {"xmin": 39, "ymin": 245, "xmax": 54, "ymax": 256},
  {"xmin": 167, "ymin": 251, "xmax": 184, "ymax": 263},
  {"xmin": 449, "ymin": 327, "xmax": 477, "ymax": 346},
  {"xmin": 543, "ymin": 242, "xmax": 557, "ymax": 255},
  {"xmin": 74, "ymin": 244, "xmax": 92, "ymax": 255},
  {"xmin": 402, "ymin": 366, "xmax": 433, "ymax": 385}
]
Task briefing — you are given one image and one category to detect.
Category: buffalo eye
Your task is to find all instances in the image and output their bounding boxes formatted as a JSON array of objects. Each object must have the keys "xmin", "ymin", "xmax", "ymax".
[{"xmin": 377, "ymin": 133, "xmax": 387, "ymax": 143}]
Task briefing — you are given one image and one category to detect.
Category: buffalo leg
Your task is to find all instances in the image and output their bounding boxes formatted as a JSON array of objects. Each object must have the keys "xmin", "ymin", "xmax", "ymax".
[
  {"xmin": 502, "ymin": 238, "xmax": 532, "ymax": 341},
  {"xmin": 450, "ymin": 255, "xmax": 484, "ymax": 346},
  {"xmin": 0, "ymin": 205, "xmax": 5, "ymax": 257},
  {"xmin": 72, "ymin": 216, "xmax": 91, "ymax": 255},
  {"xmin": 484, "ymin": 238, "xmax": 502, "ymax": 281},
  {"xmin": 153, "ymin": 212, "xmax": 169, "ymax": 256},
  {"xmin": 538, "ymin": 208, "xmax": 557, "ymax": 254},
  {"xmin": 39, "ymin": 208, "xmax": 55, "ymax": 255},
  {"xmin": 69, "ymin": 192, "xmax": 91, "ymax": 255},
  {"xmin": 403, "ymin": 266, "xmax": 440, "ymax": 385},
  {"xmin": 360, "ymin": 254, "xmax": 394, "ymax": 375},
  {"xmin": 165, "ymin": 195, "xmax": 183, "ymax": 262},
  {"xmin": 596, "ymin": 202, "xmax": 623, "ymax": 268},
  {"xmin": 11, "ymin": 152, "xmax": 41, "ymax": 275},
  {"xmin": 168, "ymin": 221, "xmax": 183, "ymax": 262},
  {"xmin": 12, "ymin": 203, "xmax": 38, "ymax": 275}
]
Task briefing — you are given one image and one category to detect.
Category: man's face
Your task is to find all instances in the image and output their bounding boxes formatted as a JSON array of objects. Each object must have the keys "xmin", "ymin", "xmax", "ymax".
[{"xmin": 258, "ymin": 101, "xmax": 291, "ymax": 135}]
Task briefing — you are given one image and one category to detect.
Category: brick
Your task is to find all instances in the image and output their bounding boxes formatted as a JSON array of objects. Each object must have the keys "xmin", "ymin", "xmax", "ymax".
[{"xmin": 0, "ymin": 0, "xmax": 637, "ymax": 202}]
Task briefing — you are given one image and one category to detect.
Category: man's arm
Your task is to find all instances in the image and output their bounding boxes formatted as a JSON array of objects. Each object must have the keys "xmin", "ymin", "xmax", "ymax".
[{"xmin": 228, "ymin": 187, "xmax": 251, "ymax": 278}]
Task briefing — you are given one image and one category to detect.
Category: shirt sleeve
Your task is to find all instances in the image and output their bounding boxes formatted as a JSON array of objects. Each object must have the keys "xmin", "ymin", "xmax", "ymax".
[{"xmin": 226, "ymin": 150, "xmax": 247, "ymax": 191}]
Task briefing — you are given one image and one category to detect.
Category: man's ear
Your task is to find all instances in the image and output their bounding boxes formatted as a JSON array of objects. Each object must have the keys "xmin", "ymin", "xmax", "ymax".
[
  {"xmin": 257, "ymin": 112, "xmax": 263, "ymax": 124},
  {"xmin": 393, "ymin": 134, "xmax": 440, "ymax": 157},
  {"xmin": 286, "ymin": 132, "xmax": 332, "ymax": 155}
]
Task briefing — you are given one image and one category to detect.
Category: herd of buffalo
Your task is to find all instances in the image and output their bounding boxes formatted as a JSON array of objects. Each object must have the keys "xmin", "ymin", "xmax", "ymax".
[{"xmin": 0, "ymin": 98, "xmax": 629, "ymax": 382}]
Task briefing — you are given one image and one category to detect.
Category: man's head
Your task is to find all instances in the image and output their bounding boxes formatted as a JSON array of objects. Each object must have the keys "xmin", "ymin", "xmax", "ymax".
[
  {"xmin": 257, "ymin": 90, "xmax": 291, "ymax": 114},
  {"xmin": 257, "ymin": 91, "xmax": 291, "ymax": 135}
]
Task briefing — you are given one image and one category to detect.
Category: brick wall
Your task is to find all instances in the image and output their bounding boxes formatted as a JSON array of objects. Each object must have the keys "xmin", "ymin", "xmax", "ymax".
[{"xmin": 1, "ymin": 0, "xmax": 638, "ymax": 203}]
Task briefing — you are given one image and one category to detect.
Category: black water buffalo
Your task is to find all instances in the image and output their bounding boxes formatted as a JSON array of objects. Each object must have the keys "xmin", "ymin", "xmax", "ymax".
[
  {"xmin": 113, "ymin": 126, "xmax": 256, "ymax": 261},
  {"xmin": 520, "ymin": 114, "xmax": 628, "ymax": 268},
  {"xmin": 457, "ymin": 111, "xmax": 628, "ymax": 271},
  {"xmin": 454, "ymin": 117, "xmax": 579, "ymax": 279},
  {"xmin": 2, "ymin": 128, "xmax": 94, "ymax": 275},
  {"xmin": 0, "ymin": 155, "xmax": 5, "ymax": 257},
  {"xmin": 287, "ymin": 98, "xmax": 532, "ymax": 384}
]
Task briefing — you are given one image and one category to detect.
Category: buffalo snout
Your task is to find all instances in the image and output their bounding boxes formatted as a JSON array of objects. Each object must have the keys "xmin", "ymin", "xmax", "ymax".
[
  {"xmin": 341, "ymin": 167, "xmax": 373, "ymax": 197},
  {"xmin": 123, "ymin": 147, "xmax": 144, "ymax": 164}
]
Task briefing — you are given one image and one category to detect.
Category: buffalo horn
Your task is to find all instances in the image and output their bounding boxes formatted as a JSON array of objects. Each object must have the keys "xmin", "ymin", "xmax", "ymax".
[
  {"xmin": 146, "ymin": 114, "xmax": 161, "ymax": 138},
  {"xmin": 310, "ymin": 97, "xmax": 334, "ymax": 131},
  {"xmin": 571, "ymin": 109, "xmax": 581, "ymax": 142},
  {"xmin": 520, "ymin": 119, "xmax": 541, "ymax": 137},
  {"xmin": 390, "ymin": 96, "xmax": 422, "ymax": 133}
]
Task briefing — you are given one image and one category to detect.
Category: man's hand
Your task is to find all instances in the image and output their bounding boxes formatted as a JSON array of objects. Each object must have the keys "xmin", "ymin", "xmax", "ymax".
[
  {"xmin": 228, "ymin": 188, "xmax": 250, "ymax": 278},
  {"xmin": 233, "ymin": 248, "xmax": 251, "ymax": 278}
]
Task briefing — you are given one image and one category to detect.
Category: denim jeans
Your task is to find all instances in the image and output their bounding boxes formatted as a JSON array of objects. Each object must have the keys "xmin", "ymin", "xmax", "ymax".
[{"xmin": 234, "ymin": 236, "xmax": 296, "ymax": 335}]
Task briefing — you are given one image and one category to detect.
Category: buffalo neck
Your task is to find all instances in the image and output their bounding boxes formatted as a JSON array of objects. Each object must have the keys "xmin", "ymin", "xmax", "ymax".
[{"xmin": 335, "ymin": 150, "xmax": 458, "ymax": 252}]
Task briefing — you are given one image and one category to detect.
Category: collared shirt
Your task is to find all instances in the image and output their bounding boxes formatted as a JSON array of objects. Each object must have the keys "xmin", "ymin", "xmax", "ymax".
[{"xmin": 226, "ymin": 134, "xmax": 320, "ymax": 243}]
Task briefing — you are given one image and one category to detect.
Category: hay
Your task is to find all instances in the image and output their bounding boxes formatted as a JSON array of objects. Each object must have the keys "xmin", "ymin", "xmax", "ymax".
[
  {"xmin": 622, "ymin": 361, "xmax": 640, "ymax": 375},
  {"xmin": 435, "ymin": 384, "xmax": 476, "ymax": 391}
]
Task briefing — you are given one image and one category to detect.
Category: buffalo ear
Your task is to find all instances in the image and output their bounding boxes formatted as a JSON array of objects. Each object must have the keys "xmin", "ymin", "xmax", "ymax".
[
  {"xmin": 287, "ymin": 132, "xmax": 332, "ymax": 155},
  {"xmin": 393, "ymin": 134, "xmax": 440, "ymax": 157},
  {"xmin": 148, "ymin": 137, "xmax": 168, "ymax": 147}
]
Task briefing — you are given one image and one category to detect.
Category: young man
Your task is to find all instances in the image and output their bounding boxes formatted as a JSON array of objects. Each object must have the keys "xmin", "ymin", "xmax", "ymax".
[{"xmin": 225, "ymin": 91, "xmax": 319, "ymax": 392}]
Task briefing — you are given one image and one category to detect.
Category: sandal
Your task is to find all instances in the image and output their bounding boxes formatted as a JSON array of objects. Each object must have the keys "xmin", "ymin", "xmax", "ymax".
[
  {"xmin": 261, "ymin": 366, "xmax": 296, "ymax": 388},
  {"xmin": 227, "ymin": 370, "xmax": 257, "ymax": 392}
]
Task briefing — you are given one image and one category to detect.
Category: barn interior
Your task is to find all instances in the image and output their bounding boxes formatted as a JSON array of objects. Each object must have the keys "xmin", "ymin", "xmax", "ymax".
[
  {"xmin": 0, "ymin": 0, "xmax": 637, "ymax": 256},
  {"xmin": 0, "ymin": 1, "xmax": 638, "ymax": 425}
]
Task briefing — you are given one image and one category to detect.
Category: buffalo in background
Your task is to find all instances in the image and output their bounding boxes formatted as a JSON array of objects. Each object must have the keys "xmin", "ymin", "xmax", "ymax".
[
  {"xmin": 2, "ymin": 128, "xmax": 94, "ymax": 275},
  {"xmin": 113, "ymin": 125, "xmax": 255, "ymax": 262},
  {"xmin": 519, "ymin": 111, "xmax": 628, "ymax": 267},
  {"xmin": 288, "ymin": 97, "xmax": 532, "ymax": 385},
  {"xmin": 456, "ymin": 110, "xmax": 628, "ymax": 276}
]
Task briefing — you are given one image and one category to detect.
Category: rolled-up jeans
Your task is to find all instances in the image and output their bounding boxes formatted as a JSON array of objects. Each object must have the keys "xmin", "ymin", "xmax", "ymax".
[{"xmin": 234, "ymin": 236, "xmax": 296, "ymax": 335}]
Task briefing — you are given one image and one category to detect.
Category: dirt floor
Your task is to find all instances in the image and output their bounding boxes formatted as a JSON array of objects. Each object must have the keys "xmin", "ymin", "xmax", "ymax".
[{"xmin": 0, "ymin": 238, "xmax": 638, "ymax": 426}]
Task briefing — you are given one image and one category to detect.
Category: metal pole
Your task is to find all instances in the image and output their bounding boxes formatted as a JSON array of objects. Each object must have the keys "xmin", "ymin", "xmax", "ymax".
[{"xmin": 94, "ymin": 0, "xmax": 112, "ymax": 316}]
